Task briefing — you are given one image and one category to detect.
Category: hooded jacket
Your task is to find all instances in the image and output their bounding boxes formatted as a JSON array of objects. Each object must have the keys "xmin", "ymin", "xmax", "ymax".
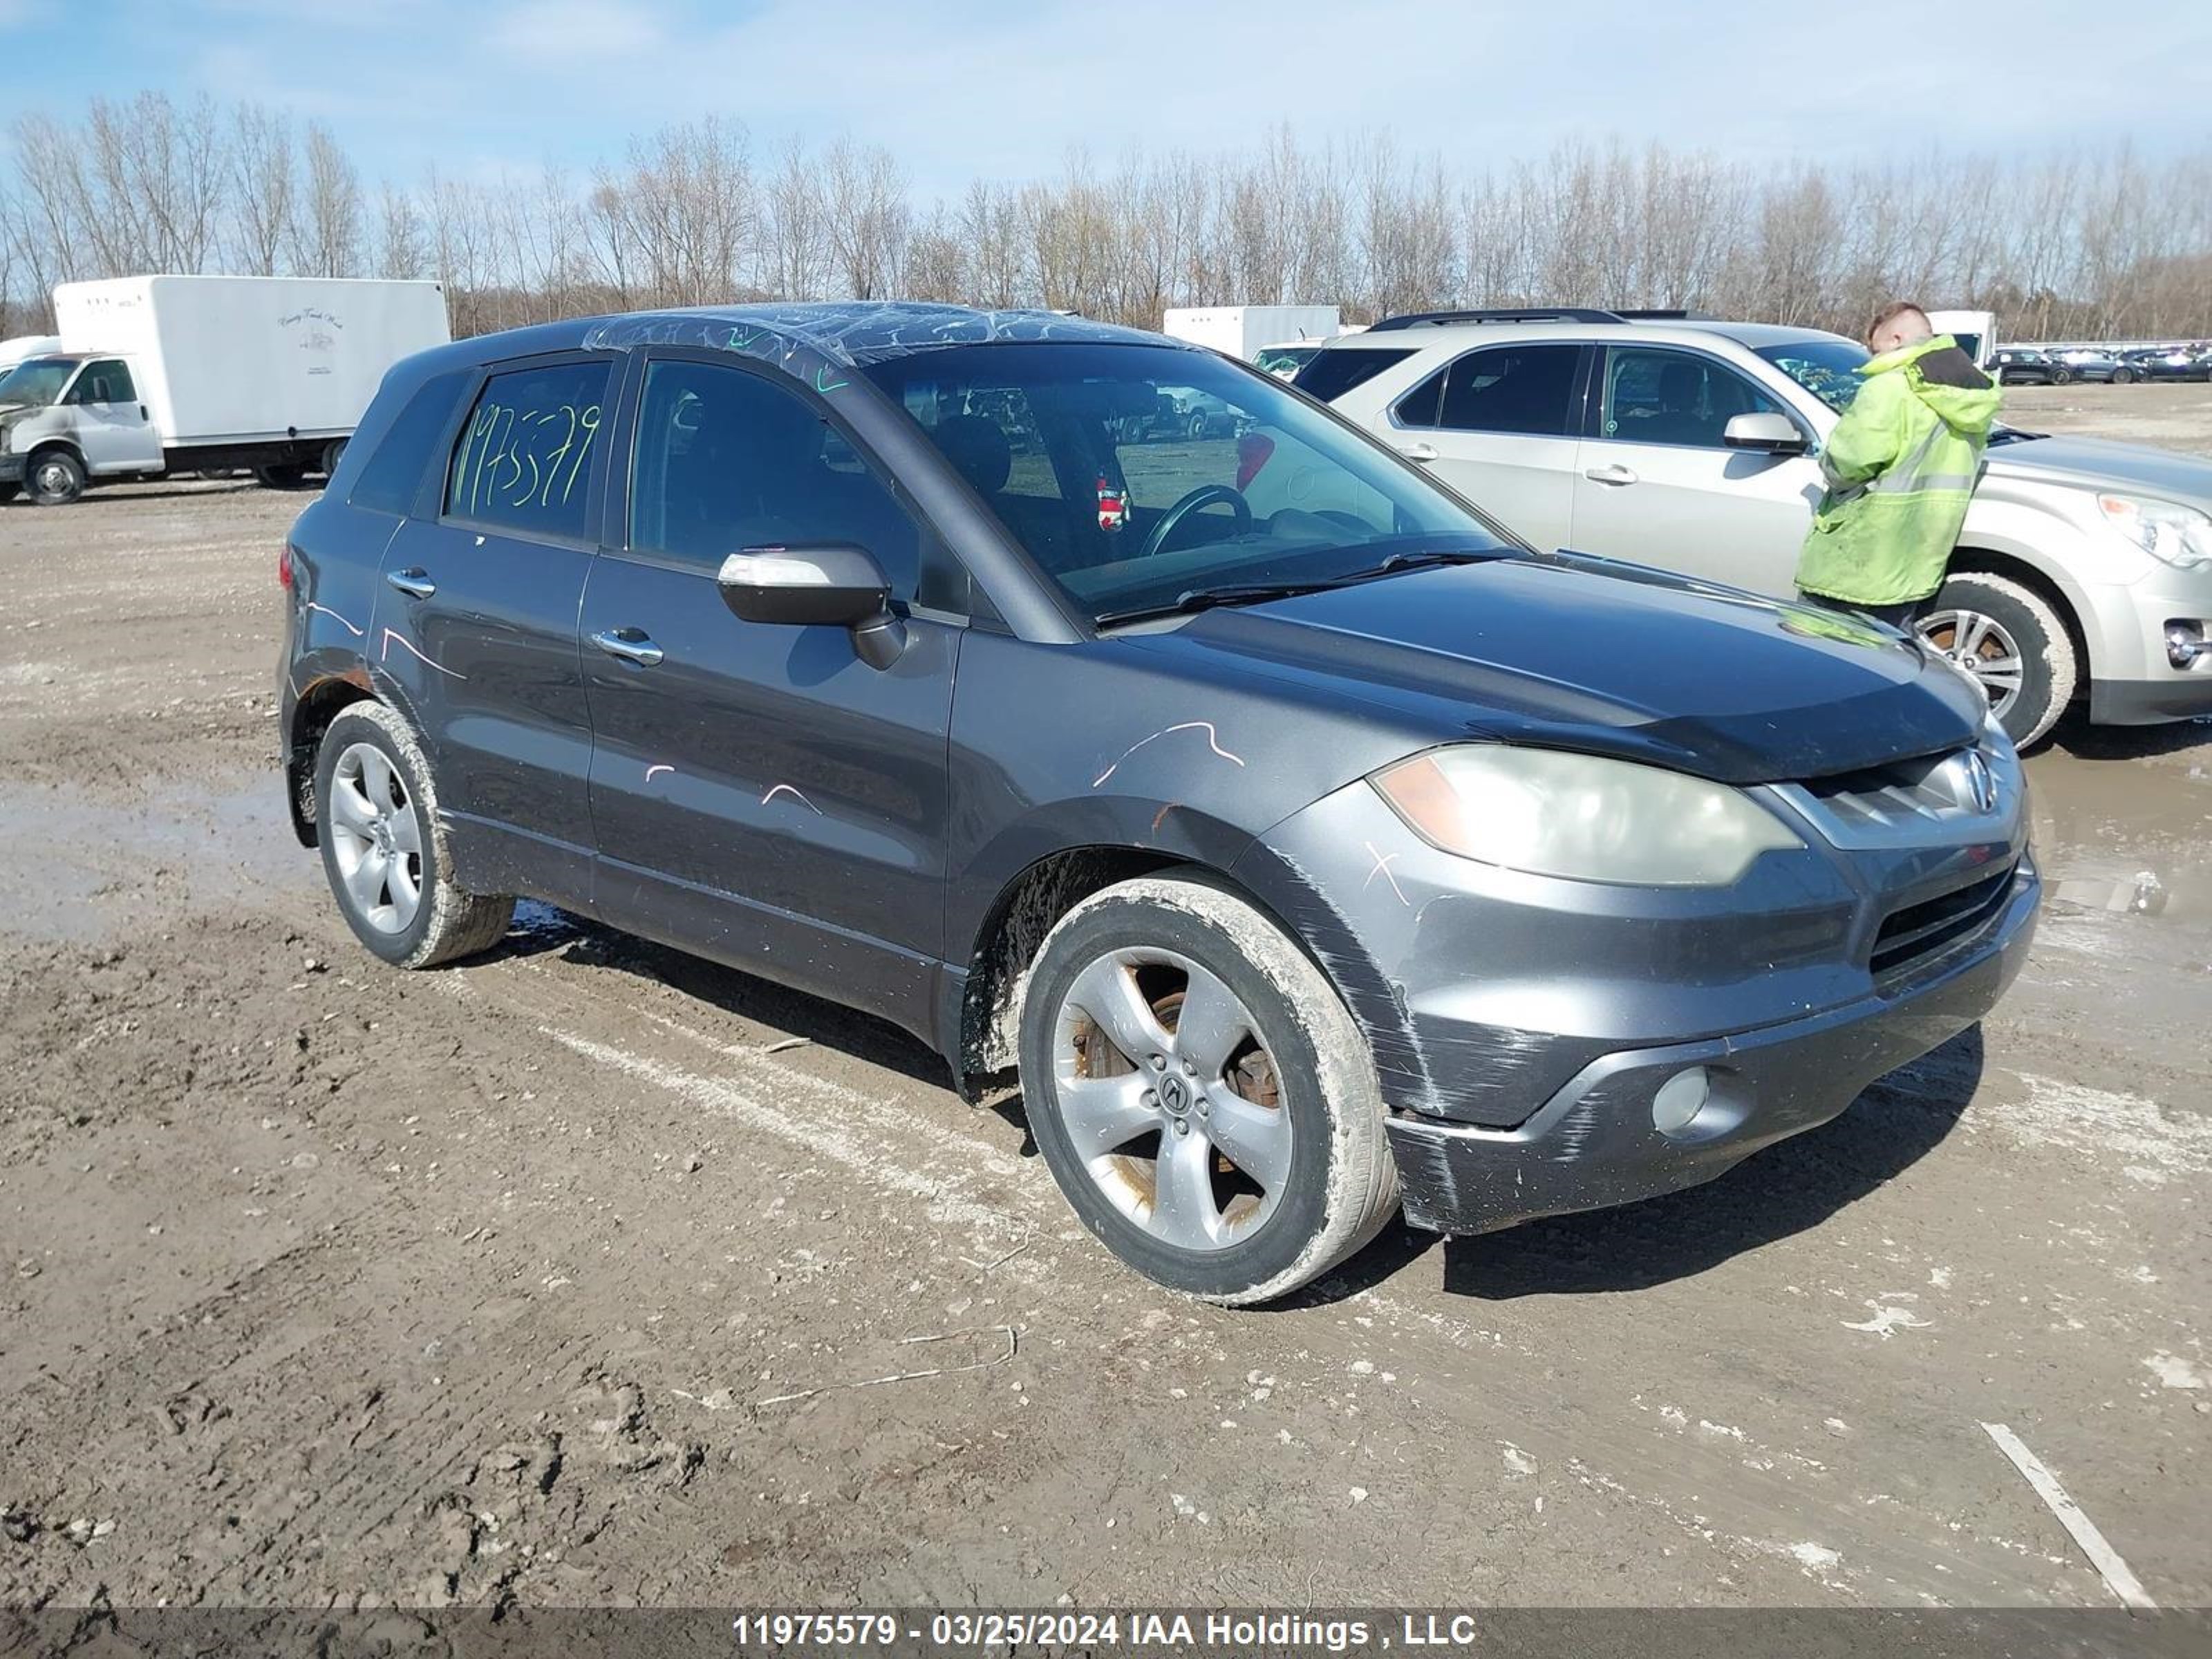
[{"xmin": 1796, "ymin": 335, "xmax": 2003, "ymax": 606}]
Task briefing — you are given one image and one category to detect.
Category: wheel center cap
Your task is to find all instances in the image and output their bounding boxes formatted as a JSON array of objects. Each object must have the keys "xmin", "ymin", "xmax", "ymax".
[{"xmin": 1158, "ymin": 1075, "xmax": 1191, "ymax": 1118}]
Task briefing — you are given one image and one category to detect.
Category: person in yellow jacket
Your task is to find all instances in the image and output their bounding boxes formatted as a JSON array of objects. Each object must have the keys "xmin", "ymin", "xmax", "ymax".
[{"xmin": 1796, "ymin": 301, "xmax": 2003, "ymax": 629}]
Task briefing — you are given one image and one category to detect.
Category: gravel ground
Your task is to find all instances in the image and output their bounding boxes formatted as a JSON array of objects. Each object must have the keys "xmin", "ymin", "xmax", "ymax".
[{"xmin": 0, "ymin": 389, "xmax": 2206, "ymax": 1617}]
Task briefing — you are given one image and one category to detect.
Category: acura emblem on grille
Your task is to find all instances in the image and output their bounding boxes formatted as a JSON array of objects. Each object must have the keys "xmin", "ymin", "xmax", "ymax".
[{"xmin": 1961, "ymin": 752, "xmax": 1997, "ymax": 814}]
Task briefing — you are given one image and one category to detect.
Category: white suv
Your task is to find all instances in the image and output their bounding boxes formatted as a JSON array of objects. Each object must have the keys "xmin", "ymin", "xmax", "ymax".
[{"xmin": 1300, "ymin": 308, "xmax": 2212, "ymax": 745}]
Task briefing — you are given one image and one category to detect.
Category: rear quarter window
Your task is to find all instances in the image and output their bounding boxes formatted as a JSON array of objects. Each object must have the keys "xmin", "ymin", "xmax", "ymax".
[
  {"xmin": 348, "ymin": 371, "xmax": 470, "ymax": 517},
  {"xmin": 1293, "ymin": 347, "xmax": 1415, "ymax": 402}
]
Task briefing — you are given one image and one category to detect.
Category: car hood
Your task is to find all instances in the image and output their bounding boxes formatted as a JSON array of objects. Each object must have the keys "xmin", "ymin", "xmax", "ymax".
[
  {"xmin": 1989, "ymin": 435, "xmax": 2212, "ymax": 507},
  {"xmin": 1165, "ymin": 557, "xmax": 1985, "ymax": 785}
]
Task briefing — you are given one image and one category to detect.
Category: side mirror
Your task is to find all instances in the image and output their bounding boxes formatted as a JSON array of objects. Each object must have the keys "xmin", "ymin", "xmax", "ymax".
[
  {"xmin": 1723, "ymin": 412, "xmax": 1809, "ymax": 455},
  {"xmin": 716, "ymin": 542, "xmax": 907, "ymax": 670}
]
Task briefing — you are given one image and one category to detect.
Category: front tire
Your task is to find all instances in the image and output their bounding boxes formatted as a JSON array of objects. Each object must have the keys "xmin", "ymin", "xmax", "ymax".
[
  {"xmin": 25, "ymin": 447, "xmax": 85, "ymax": 506},
  {"xmin": 1018, "ymin": 875, "xmax": 1399, "ymax": 1304},
  {"xmin": 314, "ymin": 702, "xmax": 514, "ymax": 968},
  {"xmin": 1919, "ymin": 572, "xmax": 2078, "ymax": 748},
  {"xmin": 2050, "ymin": 368, "xmax": 2073, "ymax": 385},
  {"xmin": 2112, "ymin": 367, "xmax": 2136, "ymax": 385}
]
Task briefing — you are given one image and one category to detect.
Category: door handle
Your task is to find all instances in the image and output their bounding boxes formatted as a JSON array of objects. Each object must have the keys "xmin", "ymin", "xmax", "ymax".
[
  {"xmin": 1397, "ymin": 441, "xmax": 1441, "ymax": 463},
  {"xmin": 386, "ymin": 568, "xmax": 437, "ymax": 599},
  {"xmin": 592, "ymin": 628, "xmax": 664, "ymax": 667},
  {"xmin": 1583, "ymin": 463, "xmax": 1640, "ymax": 486}
]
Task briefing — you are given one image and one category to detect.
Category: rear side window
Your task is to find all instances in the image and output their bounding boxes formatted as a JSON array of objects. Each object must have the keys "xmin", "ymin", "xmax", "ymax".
[
  {"xmin": 1401, "ymin": 345, "xmax": 1582, "ymax": 438},
  {"xmin": 1293, "ymin": 348, "xmax": 1414, "ymax": 402},
  {"xmin": 444, "ymin": 359, "xmax": 613, "ymax": 541},
  {"xmin": 350, "ymin": 371, "xmax": 469, "ymax": 517}
]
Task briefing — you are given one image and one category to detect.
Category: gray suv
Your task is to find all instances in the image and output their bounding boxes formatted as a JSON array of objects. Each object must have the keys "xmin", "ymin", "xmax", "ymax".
[
  {"xmin": 1302, "ymin": 309, "xmax": 2212, "ymax": 745},
  {"xmin": 282, "ymin": 303, "xmax": 2036, "ymax": 1304}
]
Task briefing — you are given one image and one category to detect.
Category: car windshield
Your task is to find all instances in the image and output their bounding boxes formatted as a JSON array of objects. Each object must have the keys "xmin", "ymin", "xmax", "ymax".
[
  {"xmin": 1756, "ymin": 339, "xmax": 1869, "ymax": 413},
  {"xmin": 861, "ymin": 341, "xmax": 1514, "ymax": 622},
  {"xmin": 0, "ymin": 357, "xmax": 76, "ymax": 409}
]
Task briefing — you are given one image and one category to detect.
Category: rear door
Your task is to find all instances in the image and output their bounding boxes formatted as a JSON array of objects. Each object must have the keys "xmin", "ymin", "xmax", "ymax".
[
  {"xmin": 577, "ymin": 350, "xmax": 964, "ymax": 1038},
  {"xmin": 373, "ymin": 352, "xmax": 617, "ymax": 905},
  {"xmin": 1387, "ymin": 343, "xmax": 1585, "ymax": 552},
  {"xmin": 65, "ymin": 358, "xmax": 163, "ymax": 474},
  {"xmin": 1568, "ymin": 344, "xmax": 1822, "ymax": 597}
]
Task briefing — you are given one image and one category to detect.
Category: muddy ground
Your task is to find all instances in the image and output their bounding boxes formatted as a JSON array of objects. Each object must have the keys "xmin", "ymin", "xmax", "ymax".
[{"xmin": 0, "ymin": 382, "xmax": 2206, "ymax": 1616}]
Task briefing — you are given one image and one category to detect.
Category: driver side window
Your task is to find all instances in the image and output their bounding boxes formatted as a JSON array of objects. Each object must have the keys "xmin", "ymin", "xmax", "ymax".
[{"xmin": 1600, "ymin": 348, "xmax": 1783, "ymax": 449}]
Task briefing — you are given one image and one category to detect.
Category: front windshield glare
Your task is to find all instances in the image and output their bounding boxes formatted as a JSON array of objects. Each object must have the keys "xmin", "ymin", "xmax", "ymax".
[
  {"xmin": 1756, "ymin": 340, "xmax": 1868, "ymax": 413},
  {"xmin": 0, "ymin": 358, "xmax": 75, "ymax": 409},
  {"xmin": 861, "ymin": 342, "xmax": 1512, "ymax": 621}
]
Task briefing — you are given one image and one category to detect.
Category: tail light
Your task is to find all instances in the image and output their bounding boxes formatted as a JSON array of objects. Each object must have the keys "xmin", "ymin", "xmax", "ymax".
[
  {"xmin": 278, "ymin": 543, "xmax": 294, "ymax": 589},
  {"xmin": 1235, "ymin": 433, "xmax": 1276, "ymax": 491}
]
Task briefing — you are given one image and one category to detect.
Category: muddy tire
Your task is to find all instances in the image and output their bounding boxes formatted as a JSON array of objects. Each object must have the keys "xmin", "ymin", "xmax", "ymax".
[
  {"xmin": 314, "ymin": 701, "xmax": 514, "ymax": 969},
  {"xmin": 1018, "ymin": 874, "xmax": 1399, "ymax": 1305},
  {"xmin": 1920, "ymin": 572, "xmax": 2077, "ymax": 749},
  {"xmin": 25, "ymin": 447, "xmax": 85, "ymax": 506}
]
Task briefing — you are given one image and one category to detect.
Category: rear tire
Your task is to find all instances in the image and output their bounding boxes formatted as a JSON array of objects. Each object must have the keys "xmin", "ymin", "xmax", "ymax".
[
  {"xmin": 2112, "ymin": 367, "xmax": 2136, "ymax": 385},
  {"xmin": 1919, "ymin": 572, "xmax": 2077, "ymax": 749},
  {"xmin": 1018, "ymin": 874, "xmax": 1399, "ymax": 1305},
  {"xmin": 256, "ymin": 462, "xmax": 310, "ymax": 489},
  {"xmin": 313, "ymin": 702, "xmax": 514, "ymax": 969},
  {"xmin": 2050, "ymin": 368, "xmax": 2073, "ymax": 386},
  {"xmin": 319, "ymin": 438, "xmax": 347, "ymax": 478},
  {"xmin": 25, "ymin": 447, "xmax": 85, "ymax": 506}
]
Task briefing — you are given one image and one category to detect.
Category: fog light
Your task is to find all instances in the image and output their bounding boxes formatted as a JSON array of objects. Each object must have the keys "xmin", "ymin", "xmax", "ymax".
[
  {"xmin": 2165, "ymin": 621, "xmax": 2206, "ymax": 668},
  {"xmin": 1652, "ymin": 1067, "xmax": 1712, "ymax": 1136}
]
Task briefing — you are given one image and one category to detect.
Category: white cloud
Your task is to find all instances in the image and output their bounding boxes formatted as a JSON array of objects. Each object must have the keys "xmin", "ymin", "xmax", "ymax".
[{"xmin": 483, "ymin": 0, "xmax": 666, "ymax": 60}]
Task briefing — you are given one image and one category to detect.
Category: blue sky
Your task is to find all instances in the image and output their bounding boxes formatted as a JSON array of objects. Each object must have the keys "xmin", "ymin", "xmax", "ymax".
[{"xmin": 3, "ymin": 0, "xmax": 2207, "ymax": 199}]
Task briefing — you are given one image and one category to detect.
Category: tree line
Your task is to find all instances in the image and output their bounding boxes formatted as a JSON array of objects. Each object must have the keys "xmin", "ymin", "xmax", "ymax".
[{"xmin": 4, "ymin": 93, "xmax": 2208, "ymax": 346}]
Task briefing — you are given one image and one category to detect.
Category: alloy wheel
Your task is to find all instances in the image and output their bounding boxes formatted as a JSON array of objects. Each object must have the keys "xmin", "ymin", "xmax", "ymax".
[
  {"xmin": 1051, "ymin": 947, "xmax": 1291, "ymax": 1253},
  {"xmin": 1919, "ymin": 608, "xmax": 2025, "ymax": 722},
  {"xmin": 328, "ymin": 741, "xmax": 425, "ymax": 934}
]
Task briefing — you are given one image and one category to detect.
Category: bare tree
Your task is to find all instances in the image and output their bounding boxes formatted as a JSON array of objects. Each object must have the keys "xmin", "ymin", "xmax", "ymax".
[
  {"xmin": 288, "ymin": 122, "xmax": 364, "ymax": 279},
  {"xmin": 229, "ymin": 104, "xmax": 295, "ymax": 276}
]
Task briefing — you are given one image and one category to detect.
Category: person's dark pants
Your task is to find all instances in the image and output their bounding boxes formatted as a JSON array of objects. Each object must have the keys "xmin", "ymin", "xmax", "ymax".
[{"xmin": 1797, "ymin": 590, "xmax": 1933, "ymax": 631}]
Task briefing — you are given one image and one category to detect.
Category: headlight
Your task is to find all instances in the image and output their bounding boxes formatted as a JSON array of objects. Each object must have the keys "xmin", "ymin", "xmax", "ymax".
[
  {"xmin": 1371, "ymin": 746, "xmax": 1804, "ymax": 887},
  {"xmin": 2098, "ymin": 494, "xmax": 2212, "ymax": 570}
]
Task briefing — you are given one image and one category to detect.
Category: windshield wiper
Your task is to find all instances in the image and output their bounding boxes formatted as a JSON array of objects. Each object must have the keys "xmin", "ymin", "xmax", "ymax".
[
  {"xmin": 1333, "ymin": 547, "xmax": 1503, "ymax": 581},
  {"xmin": 1094, "ymin": 581, "xmax": 1338, "ymax": 627}
]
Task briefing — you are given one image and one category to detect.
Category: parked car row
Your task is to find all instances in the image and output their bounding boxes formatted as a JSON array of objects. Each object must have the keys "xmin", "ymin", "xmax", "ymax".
[{"xmin": 1991, "ymin": 343, "xmax": 2212, "ymax": 385}]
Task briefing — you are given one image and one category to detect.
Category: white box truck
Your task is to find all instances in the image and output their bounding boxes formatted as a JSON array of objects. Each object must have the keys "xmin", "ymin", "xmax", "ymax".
[
  {"xmin": 0, "ymin": 275, "xmax": 450, "ymax": 505},
  {"xmin": 1162, "ymin": 305, "xmax": 1342, "ymax": 365}
]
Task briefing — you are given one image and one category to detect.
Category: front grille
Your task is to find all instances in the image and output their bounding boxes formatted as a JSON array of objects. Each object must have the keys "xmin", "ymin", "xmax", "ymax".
[
  {"xmin": 1801, "ymin": 748, "xmax": 1984, "ymax": 834},
  {"xmin": 1871, "ymin": 864, "xmax": 2017, "ymax": 976}
]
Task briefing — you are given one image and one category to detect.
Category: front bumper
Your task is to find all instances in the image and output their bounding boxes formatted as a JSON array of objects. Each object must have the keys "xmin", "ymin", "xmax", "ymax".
[
  {"xmin": 2090, "ymin": 673, "xmax": 2212, "ymax": 724},
  {"xmin": 1385, "ymin": 861, "xmax": 2037, "ymax": 1233}
]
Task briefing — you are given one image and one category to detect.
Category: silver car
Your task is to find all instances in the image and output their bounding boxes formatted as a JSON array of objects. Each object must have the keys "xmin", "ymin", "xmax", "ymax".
[{"xmin": 1301, "ymin": 310, "xmax": 2212, "ymax": 745}]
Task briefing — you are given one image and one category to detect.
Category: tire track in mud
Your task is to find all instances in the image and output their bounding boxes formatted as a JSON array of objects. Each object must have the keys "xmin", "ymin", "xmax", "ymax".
[{"xmin": 438, "ymin": 938, "xmax": 2195, "ymax": 1608}]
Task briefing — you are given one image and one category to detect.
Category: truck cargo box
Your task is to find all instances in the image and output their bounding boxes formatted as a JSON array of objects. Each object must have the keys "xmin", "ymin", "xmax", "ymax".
[{"xmin": 53, "ymin": 276, "xmax": 450, "ymax": 450}]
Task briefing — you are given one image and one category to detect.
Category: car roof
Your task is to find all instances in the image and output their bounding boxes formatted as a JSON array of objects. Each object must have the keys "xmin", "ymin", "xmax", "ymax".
[
  {"xmin": 1315, "ymin": 317, "xmax": 1856, "ymax": 354},
  {"xmin": 428, "ymin": 303, "xmax": 1177, "ymax": 375}
]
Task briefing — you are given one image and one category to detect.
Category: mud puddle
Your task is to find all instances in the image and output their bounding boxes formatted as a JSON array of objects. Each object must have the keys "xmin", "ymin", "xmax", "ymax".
[{"xmin": 0, "ymin": 771, "xmax": 295, "ymax": 941}]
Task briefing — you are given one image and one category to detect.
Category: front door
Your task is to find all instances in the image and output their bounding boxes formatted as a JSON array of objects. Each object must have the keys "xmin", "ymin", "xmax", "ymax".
[
  {"xmin": 1568, "ymin": 344, "xmax": 1824, "ymax": 597},
  {"xmin": 373, "ymin": 352, "xmax": 618, "ymax": 905},
  {"xmin": 1386, "ymin": 342, "xmax": 1586, "ymax": 554},
  {"xmin": 579, "ymin": 351, "xmax": 961, "ymax": 1040},
  {"xmin": 65, "ymin": 358, "xmax": 163, "ymax": 474}
]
